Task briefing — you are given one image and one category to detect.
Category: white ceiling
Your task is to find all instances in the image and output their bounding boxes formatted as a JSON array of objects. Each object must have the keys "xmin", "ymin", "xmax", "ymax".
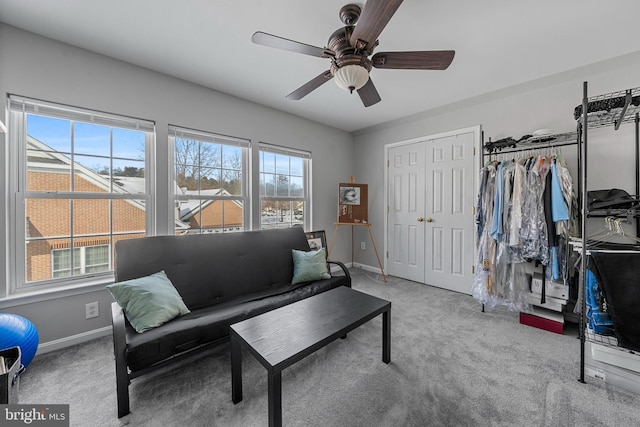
[{"xmin": 1, "ymin": 0, "xmax": 640, "ymax": 132}]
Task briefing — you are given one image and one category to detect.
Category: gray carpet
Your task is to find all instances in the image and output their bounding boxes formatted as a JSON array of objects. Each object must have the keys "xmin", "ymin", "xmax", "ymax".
[{"xmin": 18, "ymin": 269, "xmax": 640, "ymax": 426}]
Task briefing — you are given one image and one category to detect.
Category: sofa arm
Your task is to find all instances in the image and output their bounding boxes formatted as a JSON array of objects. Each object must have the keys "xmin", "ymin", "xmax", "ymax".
[
  {"xmin": 328, "ymin": 260, "xmax": 350, "ymax": 279},
  {"xmin": 111, "ymin": 302, "xmax": 130, "ymax": 417}
]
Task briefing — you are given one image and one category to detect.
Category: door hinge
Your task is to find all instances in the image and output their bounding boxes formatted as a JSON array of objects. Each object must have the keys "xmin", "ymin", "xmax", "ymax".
[
  {"xmin": 473, "ymin": 147, "xmax": 476, "ymax": 156},
  {"xmin": 387, "ymin": 159, "xmax": 390, "ymax": 167},
  {"xmin": 472, "ymin": 265, "xmax": 475, "ymax": 274}
]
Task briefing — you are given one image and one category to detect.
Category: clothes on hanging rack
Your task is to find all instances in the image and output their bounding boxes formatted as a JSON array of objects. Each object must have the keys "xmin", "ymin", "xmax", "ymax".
[{"xmin": 472, "ymin": 150, "xmax": 577, "ymax": 311}]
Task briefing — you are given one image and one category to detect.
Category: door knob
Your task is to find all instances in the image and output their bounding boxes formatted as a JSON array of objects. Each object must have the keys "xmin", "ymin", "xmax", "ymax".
[
  {"xmin": 417, "ymin": 217, "xmax": 424, "ymax": 222},
  {"xmin": 426, "ymin": 217, "xmax": 433, "ymax": 222}
]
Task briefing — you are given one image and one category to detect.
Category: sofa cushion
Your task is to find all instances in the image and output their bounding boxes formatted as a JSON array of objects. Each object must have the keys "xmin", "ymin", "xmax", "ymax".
[
  {"xmin": 124, "ymin": 278, "xmax": 348, "ymax": 371},
  {"xmin": 107, "ymin": 271, "xmax": 190, "ymax": 333},
  {"xmin": 291, "ymin": 248, "xmax": 331, "ymax": 284}
]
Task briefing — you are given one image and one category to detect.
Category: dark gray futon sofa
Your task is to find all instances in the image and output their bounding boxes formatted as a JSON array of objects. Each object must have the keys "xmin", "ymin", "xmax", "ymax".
[{"xmin": 110, "ymin": 227, "xmax": 350, "ymax": 417}]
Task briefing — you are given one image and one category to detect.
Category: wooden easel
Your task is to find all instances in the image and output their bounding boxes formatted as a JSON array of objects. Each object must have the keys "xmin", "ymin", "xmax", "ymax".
[
  {"xmin": 328, "ymin": 222, "xmax": 386, "ymax": 282},
  {"xmin": 329, "ymin": 176, "xmax": 386, "ymax": 282}
]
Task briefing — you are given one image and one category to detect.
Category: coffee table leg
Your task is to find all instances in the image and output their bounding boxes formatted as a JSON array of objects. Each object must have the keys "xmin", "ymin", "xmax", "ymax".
[
  {"xmin": 231, "ymin": 334, "xmax": 243, "ymax": 404},
  {"xmin": 268, "ymin": 370, "xmax": 282, "ymax": 427},
  {"xmin": 382, "ymin": 309, "xmax": 391, "ymax": 364}
]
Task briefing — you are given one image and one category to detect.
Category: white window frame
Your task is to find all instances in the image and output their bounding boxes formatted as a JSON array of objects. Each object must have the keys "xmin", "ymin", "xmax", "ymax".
[
  {"xmin": 169, "ymin": 125, "xmax": 249, "ymax": 235},
  {"xmin": 7, "ymin": 95, "xmax": 155, "ymax": 293},
  {"xmin": 259, "ymin": 143, "xmax": 311, "ymax": 231}
]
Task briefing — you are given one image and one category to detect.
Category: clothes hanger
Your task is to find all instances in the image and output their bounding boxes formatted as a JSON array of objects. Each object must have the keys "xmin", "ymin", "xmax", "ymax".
[
  {"xmin": 613, "ymin": 218, "xmax": 640, "ymax": 244},
  {"xmin": 587, "ymin": 217, "xmax": 640, "ymax": 247},
  {"xmin": 586, "ymin": 216, "xmax": 617, "ymax": 246}
]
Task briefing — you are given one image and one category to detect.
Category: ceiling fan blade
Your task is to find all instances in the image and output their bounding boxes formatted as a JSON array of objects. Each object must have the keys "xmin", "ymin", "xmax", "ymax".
[
  {"xmin": 286, "ymin": 70, "xmax": 333, "ymax": 100},
  {"xmin": 350, "ymin": 0, "xmax": 404, "ymax": 50},
  {"xmin": 372, "ymin": 50, "xmax": 455, "ymax": 70},
  {"xmin": 252, "ymin": 31, "xmax": 332, "ymax": 58},
  {"xmin": 357, "ymin": 78, "xmax": 381, "ymax": 107}
]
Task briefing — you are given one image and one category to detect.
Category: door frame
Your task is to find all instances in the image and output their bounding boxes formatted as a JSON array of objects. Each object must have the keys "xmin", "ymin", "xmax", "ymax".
[{"xmin": 383, "ymin": 125, "xmax": 482, "ymax": 277}]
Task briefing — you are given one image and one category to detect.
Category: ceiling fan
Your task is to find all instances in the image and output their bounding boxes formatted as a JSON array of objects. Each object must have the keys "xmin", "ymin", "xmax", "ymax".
[{"xmin": 251, "ymin": 0, "xmax": 455, "ymax": 107}]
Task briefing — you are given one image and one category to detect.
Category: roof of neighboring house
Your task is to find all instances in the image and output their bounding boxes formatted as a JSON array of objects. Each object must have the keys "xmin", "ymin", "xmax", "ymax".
[
  {"xmin": 178, "ymin": 189, "xmax": 244, "ymax": 221},
  {"xmin": 27, "ymin": 136, "xmax": 245, "ymax": 227},
  {"xmin": 111, "ymin": 176, "xmax": 146, "ymax": 194},
  {"xmin": 102, "ymin": 176, "xmax": 245, "ymax": 223}
]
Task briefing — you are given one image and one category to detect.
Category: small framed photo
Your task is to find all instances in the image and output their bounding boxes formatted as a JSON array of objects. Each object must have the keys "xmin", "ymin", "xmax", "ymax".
[
  {"xmin": 305, "ymin": 230, "xmax": 327, "ymax": 252},
  {"xmin": 339, "ymin": 186, "xmax": 361, "ymax": 205}
]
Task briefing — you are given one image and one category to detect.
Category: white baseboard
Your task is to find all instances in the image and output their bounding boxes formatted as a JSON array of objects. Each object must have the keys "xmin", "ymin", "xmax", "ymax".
[
  {"xmin": 352, "ymin": 262, "xmax": 384, "ymax": 275},
  {"xmin": 37, "ymin": 325, "xmax": 112, "ymax": 355}
]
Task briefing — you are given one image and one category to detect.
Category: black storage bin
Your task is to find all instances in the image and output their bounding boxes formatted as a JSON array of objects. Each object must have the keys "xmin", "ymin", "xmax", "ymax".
[
  {"xmin": 590, "ymin": 252, "xmax": 640, "ymax": 352},
  {"xmin": 0, "ymin": 346, "xmax": 22, "ymax": 404}
]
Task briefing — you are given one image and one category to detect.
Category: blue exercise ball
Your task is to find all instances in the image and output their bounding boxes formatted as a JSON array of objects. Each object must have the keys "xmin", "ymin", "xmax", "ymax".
[{"xmin": 0, "ymin": 313, "xmax": 39, "ymax": 368}]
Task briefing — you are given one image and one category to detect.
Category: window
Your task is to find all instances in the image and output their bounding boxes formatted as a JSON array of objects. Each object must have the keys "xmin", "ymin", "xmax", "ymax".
[
  {"xmin": 5, "ymin": 97, "xmax": 312, "ymax": 295},
  {"xmin": 8, "ymin": 96, "xmax": 155, "ymax": 290},
  {"xmin": 259, "ymin": 143, "xmax": 310, "ymax": 230},
  {"xmin": 169, "ymin": 126, "xmax": 249, "ymax": 234},
  {"xmin": 52, "ymin": 245, "xmax": 110, "ymax": 278}
]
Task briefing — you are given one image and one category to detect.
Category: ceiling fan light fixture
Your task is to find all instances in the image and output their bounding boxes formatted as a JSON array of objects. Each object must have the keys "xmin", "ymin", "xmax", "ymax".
[{"xmin": 333, "ymin": 64, "xmax": 369, "ymax": 93}]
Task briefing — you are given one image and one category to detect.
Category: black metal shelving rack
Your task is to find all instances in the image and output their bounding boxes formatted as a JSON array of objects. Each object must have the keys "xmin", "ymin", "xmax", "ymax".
[{"xmin": 577, "ymin": 81, "xmax": 640, "ymax": 383}]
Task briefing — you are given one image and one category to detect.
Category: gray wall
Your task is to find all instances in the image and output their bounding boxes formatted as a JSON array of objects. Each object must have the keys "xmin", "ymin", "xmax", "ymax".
[
  {"xmin": 352, "ymin": 51, "xmax": 640, "ymax": 270},
  {"xmin": 3, "ymin": 21, "xmax": 640, "ymax": 352},
  {"xmin": 0, "ymin": 23, "xmax": 355, "ymax": 350}
]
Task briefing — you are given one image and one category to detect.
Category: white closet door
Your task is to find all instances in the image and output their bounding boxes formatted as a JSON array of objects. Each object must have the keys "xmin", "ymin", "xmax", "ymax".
[
  {"xmin": 386, "ymin": 127, "xmax": 477, "ymax": 294},
  {"xmin": 424, "ymin": 132, "xmax": 475, "ymax": 294},
  {"xmin": 387, "ymin": 141, "xmax": 426, "ymax": 282}
]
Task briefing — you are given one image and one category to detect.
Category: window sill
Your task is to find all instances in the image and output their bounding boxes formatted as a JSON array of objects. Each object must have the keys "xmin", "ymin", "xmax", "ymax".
[{"xmin": 0, "ymin": 275, "xmax": 114, "ymax": 309}]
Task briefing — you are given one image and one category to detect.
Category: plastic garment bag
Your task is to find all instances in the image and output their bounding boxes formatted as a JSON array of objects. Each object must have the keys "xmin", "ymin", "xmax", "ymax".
[
  {"xmin": 472, "ymin": 162, "xmax": 531, "ymax": 312},
  {"xmin": 520, "ymin": 156, "xmax": 550, "ymax": 264}
]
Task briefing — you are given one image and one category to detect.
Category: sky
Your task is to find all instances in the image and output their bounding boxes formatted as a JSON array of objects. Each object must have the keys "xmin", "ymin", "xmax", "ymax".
[
  {"xmin": 27, "ymin": 113, "xmax": 304, "ymax": 194},
  {"xmin": 27, "ymin": 114, "xmax": 145, "ymax": 173}
]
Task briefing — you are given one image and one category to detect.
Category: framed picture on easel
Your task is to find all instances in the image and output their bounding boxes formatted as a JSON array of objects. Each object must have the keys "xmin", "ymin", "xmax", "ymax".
[{"xmin": 339, "ymin": 186, "xmax": 361, "ymax": 205}]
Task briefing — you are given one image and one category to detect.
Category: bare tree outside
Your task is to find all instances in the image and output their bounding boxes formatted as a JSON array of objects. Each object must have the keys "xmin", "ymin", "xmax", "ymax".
[
  {"xmin": 174, "ymin": 139, "xmax": 243, "ymax": 195},
  {"xmin": 222, "ymin": 149, "xmax": 242, "ymax": 195},
  {"xmin": 175, "ymin": 138, "xmax": 221, "ymax": 191}
]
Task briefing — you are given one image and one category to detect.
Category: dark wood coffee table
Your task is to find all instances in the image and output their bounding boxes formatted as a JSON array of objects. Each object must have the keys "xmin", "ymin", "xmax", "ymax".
[{"xmin": 230, "ymin": 286, "xmax": 391, "ymax": 427}]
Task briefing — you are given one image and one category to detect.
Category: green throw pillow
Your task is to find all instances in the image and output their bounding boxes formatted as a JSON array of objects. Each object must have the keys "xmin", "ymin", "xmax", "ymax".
[
  {"xmin": 291, "ymin": 248, "xmax": 331, "ymax": 285},
  {"xmin": 106, "ymin": 270, "xmax": 190, "ymax": 333}
]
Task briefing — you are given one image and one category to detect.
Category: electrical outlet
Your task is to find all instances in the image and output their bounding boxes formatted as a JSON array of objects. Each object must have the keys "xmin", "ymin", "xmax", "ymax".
[
  {"xmin": 361, "ymin": 242, "xmax": 366, "ymax": 250},
  {"xmin": 85, "ymin": 302, "xmax": 99, "ymax": 319}
]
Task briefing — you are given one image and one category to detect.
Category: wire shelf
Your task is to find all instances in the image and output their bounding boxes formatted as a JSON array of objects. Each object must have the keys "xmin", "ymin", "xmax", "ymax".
[
  {"xmin": 587, "ymin": 87, "xmax": 640, "ymax": 103},
  {"xmin": 576, "ymin": 87, "xmax": 640, "ymax": 129},
  {"xmin": 483, "ymin": 131, "xmax": 578, "ymax": 155},
  {"xmin": 585, "ymin": 328, "xmax": 640, "ymax": 358},
  {"xmin": 585, "ymin": 328, "xmax": 620, "ymax": 348},
  {"xmin": 586, "ymin": 207, "xmax": 640, "ymax": 219}
]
